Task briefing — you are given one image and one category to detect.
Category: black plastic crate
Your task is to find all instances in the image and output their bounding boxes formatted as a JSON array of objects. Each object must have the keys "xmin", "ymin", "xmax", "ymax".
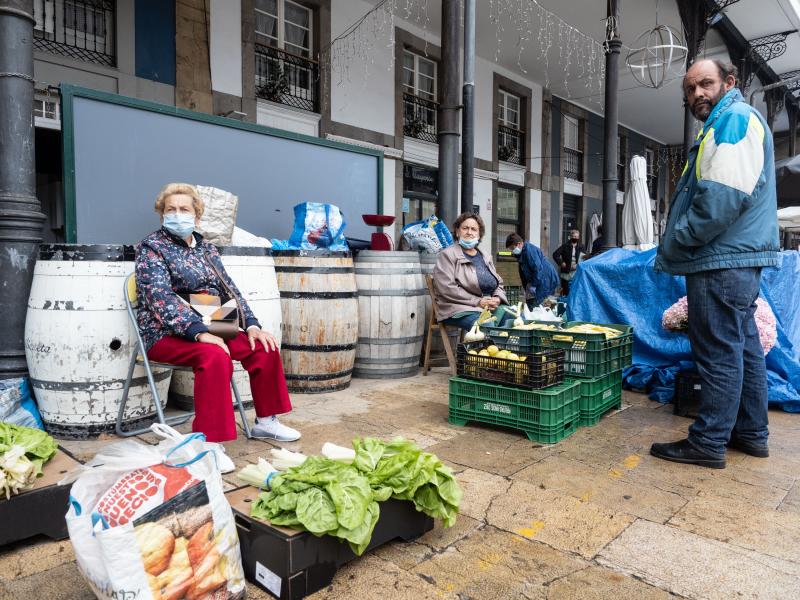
[
  {"xmin": 674, "ymin": 372, "xmax": 702, "ymax": 418},
  {"xmin": 456, "ymin": 341, "xmax": 564, "ymax": 389}
]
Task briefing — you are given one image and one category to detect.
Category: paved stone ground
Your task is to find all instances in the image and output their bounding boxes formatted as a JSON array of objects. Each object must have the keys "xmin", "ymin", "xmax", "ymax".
[{"xmin": 2, "ymin": 368, "xmax": 799, "ymax": 599}]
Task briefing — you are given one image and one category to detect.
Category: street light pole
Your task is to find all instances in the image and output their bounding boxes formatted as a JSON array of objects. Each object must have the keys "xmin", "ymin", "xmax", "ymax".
[
  {"xmin": 438, "ymin": 0, "xmax": 461, "ymax": 228},
  {"xmin": 0, "ymin": 0, "xmax": 45, "ymax": 377},
  {"xmin": 601, "ymin": 0, "xmax": 621, "ymax": 250},
  {"xmin": 461, "ymin": 0, "xmax": 475, "ymax": 214}
]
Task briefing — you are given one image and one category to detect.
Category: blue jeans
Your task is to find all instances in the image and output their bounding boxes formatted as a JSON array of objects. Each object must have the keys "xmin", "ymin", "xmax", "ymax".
[
  {"xmin": 686, "ymin": 268, "xmax": 768, "ymax": 457},
  {"xmin": 441, "ymin": 312, "xmax": 480, "ymax": 331}
]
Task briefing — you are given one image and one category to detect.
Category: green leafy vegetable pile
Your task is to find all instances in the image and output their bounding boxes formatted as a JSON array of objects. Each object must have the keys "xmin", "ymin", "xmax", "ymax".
[
  {"xmin": 250, "ymin": 437, "xmax": 462, "ymax": 555},
  {"xmin": 0, "ymin": 422, "xmax": 58, "ymax": 499}
]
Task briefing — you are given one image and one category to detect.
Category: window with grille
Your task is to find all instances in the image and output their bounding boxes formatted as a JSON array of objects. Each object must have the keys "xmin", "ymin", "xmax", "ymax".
[
  {"xmin": 498, "ymin": 90, "xmax": 524, "ymax": 165},
  {"xmin": 33, "ymin": 0, "xmax": 115, "ymax": 66},
  {"xmin": 562, "ymin": 114, "xmax": 583, "ymax": 181},
  {"xmin": 496, "ymin": 186, "xmax": 523, "ymax": 256},
  {"xmin": 402, "ymin": 50, "xmax": 438, "ymax": 142},
  {"xmin": 254, "ymin": 0, "xmax": 317, "ymax": 111}
]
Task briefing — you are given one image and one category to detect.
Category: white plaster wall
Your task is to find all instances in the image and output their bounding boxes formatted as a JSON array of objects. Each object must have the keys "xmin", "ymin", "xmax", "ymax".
[
  {"xmin": 329, "ymin": 0, "xmax": 397, "ymax": 135},
  {"xmin": 528, "ymin": 189, "xmax": 541, "ymax": 247},
  {"xmin": 382, "ymin": 157, "xmax": 396, "ymax": 243},
  {"xmin": 473, "ymin": 178, "xmax": 494, "ymax": 252},
  {"xmin": 210, "ymin": 0, "xmax": 242, "ymax": 96}
]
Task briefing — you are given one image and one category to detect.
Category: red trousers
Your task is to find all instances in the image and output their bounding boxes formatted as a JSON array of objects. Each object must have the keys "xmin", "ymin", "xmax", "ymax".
[{"xmin": 148, "ymin": 332, "xmax": 292, "ymax": 442}]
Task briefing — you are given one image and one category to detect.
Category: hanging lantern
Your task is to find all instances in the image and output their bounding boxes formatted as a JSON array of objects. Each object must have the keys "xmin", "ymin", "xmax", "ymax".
[{"xmin": 626, "ymin": 25, "xmax": 688, "ymax": 89}]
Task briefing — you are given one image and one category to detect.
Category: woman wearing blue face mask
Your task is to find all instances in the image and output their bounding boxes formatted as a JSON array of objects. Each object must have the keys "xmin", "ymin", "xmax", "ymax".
[
  {"xmin": 432, "ymin": 212, "xmax": 508, "ymax": 331},
  {"xmin": 134, "ymin": 183, "xmax": 300, "ymax": 444},
  {"xmin": 505, "ymin": 232, "xmax": 559, "ymax": 309}
]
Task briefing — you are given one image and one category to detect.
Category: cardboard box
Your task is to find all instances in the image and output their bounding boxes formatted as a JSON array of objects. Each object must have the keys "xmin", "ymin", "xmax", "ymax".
[
  {"xmin": 228, "ymin": 486, "xmax": 434, "ymax": 599},
  {"xmin": 0, "ymin": 449, "xmax": 79, "ymax": 545}
]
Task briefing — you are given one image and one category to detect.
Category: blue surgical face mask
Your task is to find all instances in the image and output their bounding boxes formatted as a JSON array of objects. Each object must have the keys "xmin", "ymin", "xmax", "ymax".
[
  {"xmin": 163, "ymin": 213, "xmax": 195, "ymax": 239},
  {"xmin": 511, "ymin": 246, "xmax": 522, "ymax": 256},
  {"xmin": 458, "ymin": 237, "xmax": 479, "ymax": 250}
]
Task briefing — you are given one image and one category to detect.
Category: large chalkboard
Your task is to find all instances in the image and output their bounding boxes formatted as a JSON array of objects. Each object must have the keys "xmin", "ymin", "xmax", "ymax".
[{"xmin": 61, "ymin": 85, "xmax": 382, "ymax": 244}]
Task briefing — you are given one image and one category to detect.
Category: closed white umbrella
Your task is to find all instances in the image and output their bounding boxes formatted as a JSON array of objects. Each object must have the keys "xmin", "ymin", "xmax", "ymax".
[
  {"xmin": 777, "ymin": 206, "xmax": 800, "ymax": 229},
  {"xmin": 622, "ymin": 155, "xmax": 656, "ymax": 250}
]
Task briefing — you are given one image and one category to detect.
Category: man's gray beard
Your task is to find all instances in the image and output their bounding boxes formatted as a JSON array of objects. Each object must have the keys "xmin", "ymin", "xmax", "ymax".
[{"xmin": 691, "ymin": 84, "xmax": 727, "ymax": 121}]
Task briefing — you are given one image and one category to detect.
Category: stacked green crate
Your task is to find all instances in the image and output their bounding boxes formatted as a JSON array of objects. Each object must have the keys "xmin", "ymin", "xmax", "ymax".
[
  {"xmin": 504, "ymin": 286, "xmax": 523, "ymax": 305},
  {"xmin": 575, "ymin": 371, "xmax": 623, "ymax": 426},
  {"xmin": 480, "ymin": 321, "xmax": 631, "ymax": 427},
  {"xmin": 448, "ymin": 376, "xmax": 581, "ymax": 443}
]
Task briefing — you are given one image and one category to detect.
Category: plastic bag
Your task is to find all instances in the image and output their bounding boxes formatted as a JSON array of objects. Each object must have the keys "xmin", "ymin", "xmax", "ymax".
[
  {"xmin": 64, "ymin": 424, "xmax": 244, "ymax": 600},
  {"xmin": 288, "ymin": 202, "xmax": 348, "ymax": 250},
  {"xmin": 0, "ymin": 378, "xmax": 43, "ymax": 429},
  {"xmin": 522, "ymin": 305, "xmax": 562, "ymax": 322},
  {"xmin": 402, "ymin": 214, "xmax": 453, "ymax": 254}
]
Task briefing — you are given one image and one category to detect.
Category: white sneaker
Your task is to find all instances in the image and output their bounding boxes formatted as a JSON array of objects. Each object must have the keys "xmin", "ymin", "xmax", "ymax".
[{"xmin": 251, "ymin": 415, "xmax": 301, "ymax": 442}]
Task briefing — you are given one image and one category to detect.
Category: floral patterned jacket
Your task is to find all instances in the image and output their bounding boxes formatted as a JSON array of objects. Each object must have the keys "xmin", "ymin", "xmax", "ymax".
[{"xmin": 135, "ymin": 228, "xmax": 260, "ymax": 351}]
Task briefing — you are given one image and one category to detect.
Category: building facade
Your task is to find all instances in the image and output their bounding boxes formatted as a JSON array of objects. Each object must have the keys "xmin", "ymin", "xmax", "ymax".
[{"xmin": 32, "ymin": 0, "xmax": 671, "ymax": 288}]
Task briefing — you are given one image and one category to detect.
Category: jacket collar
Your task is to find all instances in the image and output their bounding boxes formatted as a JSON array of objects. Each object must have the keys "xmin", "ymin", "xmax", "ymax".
[
  {"xmin": 700, "ymin": 87, "xmax": 742, "ymax": 135},
  {"xmin": 454, "ymin": 243, "xmax": 484, "ymax": 263},
  {"xmin": 161, "ymin": 227, "xmax": 203, "ymax": 248}
]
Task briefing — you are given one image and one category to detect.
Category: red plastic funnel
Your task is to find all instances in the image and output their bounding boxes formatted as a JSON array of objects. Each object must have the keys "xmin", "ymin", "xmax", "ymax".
[{"xmin": 362, "ymin": 214, "xmax": 396, "ymax": 227}]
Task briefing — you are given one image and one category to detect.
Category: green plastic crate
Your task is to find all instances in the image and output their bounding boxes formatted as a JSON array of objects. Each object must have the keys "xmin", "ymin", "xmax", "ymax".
[
  {"xmin": 482, "ymin": 321, "xmax": 633, "ymax": 379},
  {"xmin": 576, "ymin": 373, "xmax": 623, "ymax": 426},
  {"xmin": 448, "ymin": 376, "xmax": 580, "ymax": 443}
]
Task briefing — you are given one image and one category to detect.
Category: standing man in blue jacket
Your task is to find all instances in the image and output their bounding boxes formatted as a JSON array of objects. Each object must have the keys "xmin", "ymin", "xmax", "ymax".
[
  {"xmin": 652, "ymin": 59, "xmax": 779, "ymax": 469},
  {"xmin": 506, "ymin": 233, "xmax": 559, "ymax": 308}
]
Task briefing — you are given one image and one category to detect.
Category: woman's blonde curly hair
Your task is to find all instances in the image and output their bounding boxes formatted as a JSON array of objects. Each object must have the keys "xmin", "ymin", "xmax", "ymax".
[{"xmin": 154, "ymin": 183, "xmax": 205, "ymax": 218}]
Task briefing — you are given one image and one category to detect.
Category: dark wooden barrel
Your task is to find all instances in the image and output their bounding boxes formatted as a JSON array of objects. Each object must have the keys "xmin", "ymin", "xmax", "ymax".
[
  {"xmin": 353, "ymin": 251, "xmax": 427, "ymax": 378},
  {"xmin": 273, "ymin": 251, "xmax": 359, "ymax": 393}
]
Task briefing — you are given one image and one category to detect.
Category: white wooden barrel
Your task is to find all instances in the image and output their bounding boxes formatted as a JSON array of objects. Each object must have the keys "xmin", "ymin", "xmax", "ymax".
[
  {"xmin": 354, "ymin": 251, "xmax": 427, "ymax": 378},
  {"xmin": 169, "ymin": 247, "xmax": 282, "ymax": 411},
  {"xmin": 274, "ymin": 251, "xmax": 358, "ymax": 393},
  {"xmin": 419, "ymin": 252, "xmax": 460, "ymax": 360},
  {"xmin": 24, "ymin": 244, "xmax": 171, "ymax": 439}
]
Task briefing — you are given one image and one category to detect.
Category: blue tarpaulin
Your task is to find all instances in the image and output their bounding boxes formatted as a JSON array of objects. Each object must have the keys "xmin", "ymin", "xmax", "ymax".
[{"xmin": 568, "ymin": 248, "xmax": 800, "ymax": 412}]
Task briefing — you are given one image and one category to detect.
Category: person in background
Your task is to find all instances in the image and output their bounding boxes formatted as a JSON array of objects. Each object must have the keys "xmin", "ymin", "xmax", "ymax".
[
  {"xmin": 652, "ymin": 59, "xmax": 779, "ymax": 468},
  {"xmin": 552, "ymin": 229, "xmax": 586, "ymax": 296},
  {"xmin": 433, "ymin": 212, "xmax": 508, "ymax": 331},
  {"xmin": 505, "ymin": 233, "xmax": 558, "ymax": 308},
  {"xmin": 136, "ymin": 183, "xmax": 301, "ymax": 443},
  {"xmin": 591, "ymin": 225, "xmax": 605, "ymax": 256}
]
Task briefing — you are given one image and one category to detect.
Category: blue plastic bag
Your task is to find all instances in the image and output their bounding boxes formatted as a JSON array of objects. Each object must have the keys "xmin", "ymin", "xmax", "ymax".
[
  {"xmin": 0, "ymin": 377, "xmax": 44, "ymax": 429},
  {"xmin": 288, "ymin": 203, "xmax": 348, "ymax": 251},
  {"xmin": 402, "ymin": 214, "xmax": 453, "ymax": 254}
]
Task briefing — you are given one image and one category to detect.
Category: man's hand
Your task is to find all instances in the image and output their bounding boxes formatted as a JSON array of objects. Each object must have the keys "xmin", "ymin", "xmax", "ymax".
[
  {"xmin": 561, "ymin": 262, "xmax": 567, "ymax": 269},
  {"xmin": 248, "ymin": 327, "xmax": 279, "ymax": 352},
  {"xmin": 197, "ymin": 332, "xmax": 230, "ymax": 355}
]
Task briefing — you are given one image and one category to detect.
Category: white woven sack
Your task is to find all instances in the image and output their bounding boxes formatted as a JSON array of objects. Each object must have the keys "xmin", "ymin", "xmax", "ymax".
[{"xmin": 195, "ymin": 185, "xmax": 239, "ymax": 246}]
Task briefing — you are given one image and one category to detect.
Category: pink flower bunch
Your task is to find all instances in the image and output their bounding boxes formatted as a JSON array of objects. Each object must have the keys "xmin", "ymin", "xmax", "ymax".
[
  {"xmin": 754, "ymin": 297, "xmax": 777, "ymax": 355},
  {"xmin": 662, "ymin": 296, "xmax": 689, "ymax": 332},
  {"xmin": 662, "ymin": 295, "xmax": 778, "ymax": 355}
]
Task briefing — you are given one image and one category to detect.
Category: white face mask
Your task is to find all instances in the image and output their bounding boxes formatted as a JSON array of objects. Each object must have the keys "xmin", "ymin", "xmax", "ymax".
[
  {"xmin": 511, "ymin": 246, "xmax": 522, "ymax": 256},
  {"xmin": 163, "ymin": 213, "xmax": 195, "ymax": 239}
]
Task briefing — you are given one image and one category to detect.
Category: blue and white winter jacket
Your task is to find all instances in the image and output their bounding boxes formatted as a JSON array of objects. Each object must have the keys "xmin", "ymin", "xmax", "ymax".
[{"xmin": 655, "ymin": 88, "xmax": 779, "ymax": 275}]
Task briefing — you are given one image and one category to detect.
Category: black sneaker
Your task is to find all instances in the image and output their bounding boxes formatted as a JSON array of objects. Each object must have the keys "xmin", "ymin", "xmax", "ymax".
[
  {"xmin": 727, "ymin": 437, "xmax": 769, "ymax": 458},
  {"xmin": 650, "ymin": 439, "xmax": 726, "ymax": 469}
]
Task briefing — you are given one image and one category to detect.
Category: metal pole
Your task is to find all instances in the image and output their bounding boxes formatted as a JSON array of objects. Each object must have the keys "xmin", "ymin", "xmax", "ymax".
[
  {"xmin": 0, "ymin": 0, "xmax": 45, "ymax": 378},
  {"xmin": 438, "ymin": 0, "xmax": 461, "ymax": 229},
  {"xmin": 600, "ymin": 0, "xmax": 621, "ymax": 250},
  {"xmin": 460, "ymin": 0, "xmax": 475, "ymax": 214}
]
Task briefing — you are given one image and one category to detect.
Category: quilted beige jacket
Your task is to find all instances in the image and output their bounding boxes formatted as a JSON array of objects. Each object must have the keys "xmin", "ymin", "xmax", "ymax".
[{"xmin": 432, "ymin": 244, "xmax": 507, "ymax": 321}]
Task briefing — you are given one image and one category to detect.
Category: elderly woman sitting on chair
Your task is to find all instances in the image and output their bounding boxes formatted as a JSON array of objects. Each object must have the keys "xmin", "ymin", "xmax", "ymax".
[
  {"xmin": 136, "ymin": 183, "xmax": 300, "ymax": 443},
  {"xmin": 433, "ymin": 212, "xmax": 508, "ymax": 331}
]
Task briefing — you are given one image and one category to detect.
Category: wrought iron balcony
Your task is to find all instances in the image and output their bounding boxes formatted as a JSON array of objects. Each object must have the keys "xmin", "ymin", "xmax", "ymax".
[
  {"xmin": 403, "ymin": 93, "xmax": 438, "ymax": 143},
  {"xmin": 33, "ymin": 0, "xmax": 115, "ymax": 67},
  {"xmin": 255, "ymin": 43, "xmax": 319, "ymax": 113},
  {"xmin": 498, "ymin": 124, "xmax": 524, "ymax": 165},
  {"xmin": 563, "ymin": 147, "xmax": 583, "ymax": 181}
]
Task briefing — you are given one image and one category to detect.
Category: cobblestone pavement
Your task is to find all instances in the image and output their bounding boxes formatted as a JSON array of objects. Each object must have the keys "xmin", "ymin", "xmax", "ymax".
[{"xmin": 2, "ymin": 368, "xmax": 798, "ymax": 599}]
